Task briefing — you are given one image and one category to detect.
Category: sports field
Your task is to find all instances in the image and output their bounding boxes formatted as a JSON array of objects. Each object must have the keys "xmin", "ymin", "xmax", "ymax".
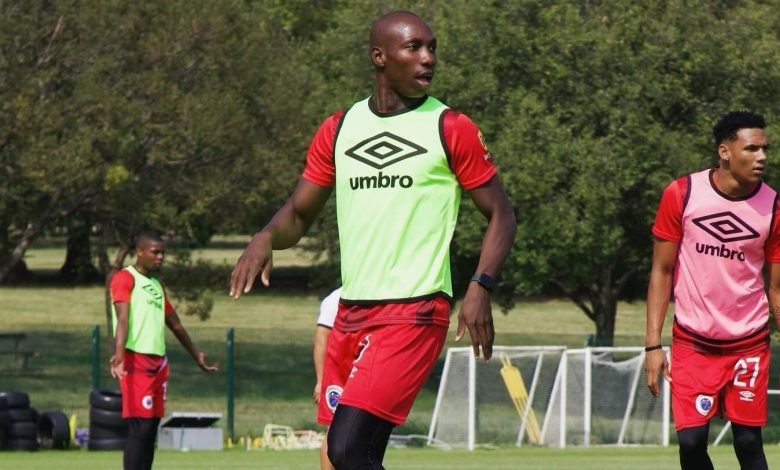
[
  {"xmin": 2, "ymin": 242, "xmax": 778, "ymax": 467},
  {"xmin": 2, "ymin": 445, "xmax": 777, "ymax": 469}
]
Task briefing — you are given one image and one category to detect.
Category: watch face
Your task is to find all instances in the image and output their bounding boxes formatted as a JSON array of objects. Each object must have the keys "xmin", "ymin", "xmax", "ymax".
[{"xmin": 471, "ymin": 273, "xmax": 494, "ymax": 290}]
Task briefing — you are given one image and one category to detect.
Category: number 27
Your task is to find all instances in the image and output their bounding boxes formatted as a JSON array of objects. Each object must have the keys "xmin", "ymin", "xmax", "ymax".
[{"xmin": 733, "ymin": 357, "xmax": 760, "ymax": 388}]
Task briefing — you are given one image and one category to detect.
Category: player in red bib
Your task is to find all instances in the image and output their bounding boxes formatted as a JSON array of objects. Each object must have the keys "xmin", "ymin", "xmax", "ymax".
[
  {"xmin": 230, "ymin": 11, "xmax": 516, "ymax": 469},
  {"xmin": 645, "ymin": 111, "xmax": 780, "ymax": 470}
]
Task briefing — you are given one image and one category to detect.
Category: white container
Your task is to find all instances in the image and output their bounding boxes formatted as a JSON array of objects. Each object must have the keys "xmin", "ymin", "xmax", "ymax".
[{"xmin": 157, "ymin": 412, "xmax": 223, "ymax": 450}]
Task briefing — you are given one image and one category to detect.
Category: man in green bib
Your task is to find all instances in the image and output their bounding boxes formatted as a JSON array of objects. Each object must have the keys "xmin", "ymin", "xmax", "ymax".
[
  {"xmin": 231, "ymin": 11, "xmax": 515, "ymax": 469},
  {"xmin": 110, "ymin": 231, "xmax": 217, "ymax": 470}
]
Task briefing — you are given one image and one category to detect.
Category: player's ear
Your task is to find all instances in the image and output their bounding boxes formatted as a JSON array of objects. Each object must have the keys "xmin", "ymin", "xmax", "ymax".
[
  {"xmin": 370, "ymin": 46, "xmax": 385, "ymax": 68},
  {"xmin": 718, "ymin": 143, "xmax": 730, "ymax": 162}
]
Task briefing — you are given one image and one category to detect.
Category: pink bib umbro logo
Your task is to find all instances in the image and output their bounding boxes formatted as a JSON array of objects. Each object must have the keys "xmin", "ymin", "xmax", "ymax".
[{"xmin": 692, "ymin": 212, "xmax": 759, "ymax": 243}]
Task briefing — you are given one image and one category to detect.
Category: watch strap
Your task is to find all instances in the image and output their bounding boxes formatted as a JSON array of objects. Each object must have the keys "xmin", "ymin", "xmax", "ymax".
[{"xmin": 470, "ymin": 272, "xmax": 495, "ymax": 291}]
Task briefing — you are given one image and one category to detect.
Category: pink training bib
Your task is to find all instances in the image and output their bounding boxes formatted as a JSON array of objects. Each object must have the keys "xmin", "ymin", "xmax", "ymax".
[{"xmin": 674, "ymin": 169, "xmax": 775, "ymax": 340}]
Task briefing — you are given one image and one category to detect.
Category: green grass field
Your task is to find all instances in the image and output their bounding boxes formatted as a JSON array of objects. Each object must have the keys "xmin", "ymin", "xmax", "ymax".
[
  {"xmin": 1, "ymin": 445, "xmax": 775, "ymax": 469},
  {"xmin": 1, "ymin": 241, "xmax": 776, "ymax": 467}
]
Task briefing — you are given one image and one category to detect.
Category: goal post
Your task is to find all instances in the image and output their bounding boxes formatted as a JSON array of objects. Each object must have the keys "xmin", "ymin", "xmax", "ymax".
[{"xmin": 428, "ymin": 346, "xmax": 671, "ymax": 449}]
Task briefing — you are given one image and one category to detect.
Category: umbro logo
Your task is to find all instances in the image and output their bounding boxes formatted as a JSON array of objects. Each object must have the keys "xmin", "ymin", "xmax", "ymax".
[
  {"xmin": 739, "ymin": 391, "xmax": 755, "ymax": 402},
  {"xmin": 142, "ymin": 285, "xmax": 163, "ymax": 300},
  {"xmin": 345, "ymin": 132, "xmax": 427, "ymax": 169},
  {"xmin": 692, "ymin": 212, "xmax": 759, "ymax": 243}
]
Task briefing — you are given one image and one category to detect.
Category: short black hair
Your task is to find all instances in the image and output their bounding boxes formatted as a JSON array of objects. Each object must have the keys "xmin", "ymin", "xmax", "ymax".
[
  {"xmin": 133, "ymin": 230, "xmax": 163, "ymax": 249},
  {"xmin": 713, "ymin": 111, "xmax": 766, "ymax": 146}
]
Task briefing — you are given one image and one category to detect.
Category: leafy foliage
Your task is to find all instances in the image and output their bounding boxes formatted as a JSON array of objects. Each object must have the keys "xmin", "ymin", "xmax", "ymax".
[{"xmin": 6, "ymin": 0, "xmax": 780, "ymax": 343}]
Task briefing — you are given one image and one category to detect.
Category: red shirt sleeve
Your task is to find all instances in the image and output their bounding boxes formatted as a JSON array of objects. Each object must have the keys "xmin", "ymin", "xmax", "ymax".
[
  {"xmin": 109, "ymin": 269, "xmax": 174, "ymax": 315},
  {"xmin": 109, "ymin": 269, "xmax": 134, "ymax": 303},
  {"xmin": 652, "ymin": 177, "xmax": 687, "ymax": 243},
  {"xmin": 162, "ymin": 286, "xmax": 175, "ymax": 316},
  {"xmin": 765, "ymin": 197, "xmax": 780, "ymax": 263},
  {"xmin": 442, "ymin": 110, "xmax": 497, "ymax": 190},
  {"xmin": 301, "ymin": 111, "xmax": 344, "ymax": 187}
]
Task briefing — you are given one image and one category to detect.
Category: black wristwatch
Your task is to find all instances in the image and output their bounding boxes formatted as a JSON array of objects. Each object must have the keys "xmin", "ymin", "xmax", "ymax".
[{"xmin": 470, "ymin": 272, "xmax": 495, "ymax": 292}]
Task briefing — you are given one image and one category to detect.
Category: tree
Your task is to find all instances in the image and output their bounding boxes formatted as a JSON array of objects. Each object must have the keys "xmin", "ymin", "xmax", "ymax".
[
  {"xmin": 442, "ymin": 0, "xmax": 780, "ymax": 344},
  {"xmin": 0, "ymin": 1, "xmax": 329, "ymax": 335}
]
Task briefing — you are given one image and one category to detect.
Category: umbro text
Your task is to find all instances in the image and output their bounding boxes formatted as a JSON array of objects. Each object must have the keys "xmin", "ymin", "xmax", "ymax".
[
  {"xmin": 695, "ymin": 242, "xmax": 746, "ymax": 261},
  {"xmin": 349, "ymin": 172, "xmax": 413, "ymax": 190}
]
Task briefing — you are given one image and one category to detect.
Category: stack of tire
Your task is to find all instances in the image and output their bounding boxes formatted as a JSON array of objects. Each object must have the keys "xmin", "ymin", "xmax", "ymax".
[
  {"xmin": 37, "ymin": 410, "xmax": 70, "ymax": 449},
  {"xmin": 88, "ymin": 388, "xmax": 127, "ymax": 450},
  {"xmin": 0, "ymin": 391, "xmax": 38, "ymax": 451},
  {"xmin": 0, "ymin": 395, "xmax": 8, "ymax": 449}
]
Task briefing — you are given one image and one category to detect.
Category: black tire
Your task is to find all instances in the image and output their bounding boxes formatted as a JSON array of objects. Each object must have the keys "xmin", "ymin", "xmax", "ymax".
[
  {"xmin": 89, "ymin": 407, "xmax": 125, "ymax": 428},
  {"xmin": 9, "ymin": 421, "xmax": 36, "ymax": 439},
  {"xmin": 7, "ymin": 437, "xmax": 38, "ymax": 451},
  {"xmin": 89, "ymin": 389, "xmax": 122, "ymax": 412},
  {"xmin": 0, "ymin": 391, "xmax": 29, "ymax": 410},
  {"xmin": 8, "ymin": 407, "xmax": 37, "ymax": 423},
  {"xmin": 0, "ymin": 396, "xmax": 7, "ymax": 411},
  {"xmin": 38, "ymin": 410, "xmax": 70, "ymax": 449},
  {"xmin": 0, "ymin": 410, "xmax": 9, "ymax": 446},
  {"xmin": 88, "ymin": 437, "xmax": 126, "ymax": 451},
  {"xmin": 89, "ymin": 422, "xmax": 128, "ymax": 440}
]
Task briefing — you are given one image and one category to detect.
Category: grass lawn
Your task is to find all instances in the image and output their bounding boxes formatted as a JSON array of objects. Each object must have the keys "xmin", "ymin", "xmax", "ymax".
[
  {"xmin": 4, "ymin": 240, "xmax": 780, "ymax": 465},
  {"xmin": 1, "ymin": 445, "xmax": 774, "ymax": 469},
  {"xmin": 0, "ymin": 284, "xmax": 667, "ymax": 438}
]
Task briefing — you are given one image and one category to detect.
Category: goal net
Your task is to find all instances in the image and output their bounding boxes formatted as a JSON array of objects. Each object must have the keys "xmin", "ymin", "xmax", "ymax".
[{"xmin": 427, "ymin": 346, "xmax": 670, "ymax": 449}]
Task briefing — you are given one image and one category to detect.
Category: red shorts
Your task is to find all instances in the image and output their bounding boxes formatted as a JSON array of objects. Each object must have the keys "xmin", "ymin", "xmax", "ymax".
[
  {"xmin": 670, "ymin": 322, "xmax": 769, "ymax": 431},
  {"xmin": 119, "ymin": 350, "xmax": 169, "ymax": 418},
  {"xmin": 317, "ymin": 323, "xmax": 447, "ymax": 426}
]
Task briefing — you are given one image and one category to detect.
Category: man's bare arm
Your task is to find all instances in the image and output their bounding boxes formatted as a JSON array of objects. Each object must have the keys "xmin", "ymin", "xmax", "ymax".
[
  {"xmin": 110, "ymin": 302, "xmax": 129, "ymax": 377},
  {"xmin": 644, "ymin": 237, "xmax": 677, "ymax": 396},
  {"xmin": 230, "ymin": 179, "xmax": 332, "ymax": 298},
  {"xmin": 455, "ymin": 174, "xmax": 516, "ymax": 361},
  {"xmin": 166, "ymin": 312, "xmax": 218, "ymax": 372}
]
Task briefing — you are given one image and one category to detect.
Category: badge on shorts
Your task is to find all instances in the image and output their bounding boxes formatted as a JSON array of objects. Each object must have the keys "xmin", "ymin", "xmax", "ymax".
[
  {"xmin": 739, "ymin": 391, "xmax": 755, "ymax": 402},
  {"xmin": 325, "ymin": 385, "xmax": 343, "ymax": 413},
  {"xmin": 695, "ymin": 395, "xmax": 713, "ymax": 416},
  {"xmin": 142, "ymin": 395, "xmax": 154, "ymax": 410}
]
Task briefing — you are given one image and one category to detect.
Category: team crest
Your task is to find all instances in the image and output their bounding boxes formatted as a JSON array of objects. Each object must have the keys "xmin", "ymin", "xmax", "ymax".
[
  {"xmin": 477, "ymin": 130, "xmax": 493, "ymax": 161},
  {"xmin": 142, "ymin": 395, "xmax": 154, "ymax": 410},
  {"xmin": 695, "ymin": 395, "xmax": 713, "ymax": 416},
  {"xmin": 477, "ymin": 130, "xmax": 488, "ymax": 151},
  {"xmin": 325, "ymin": 385, "xmax": 343, "ymax": 413}
]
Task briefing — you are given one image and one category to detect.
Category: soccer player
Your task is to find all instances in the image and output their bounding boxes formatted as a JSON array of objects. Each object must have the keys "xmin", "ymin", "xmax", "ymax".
[
  {"xmin": 230, "ymin": 10, "xmax": 516, "ymax": 469},
  {"xmin": 644, "ymin": 111, "xmax": 780, "ymax": 470},
  {"xmin": 110, "ymin": 231, "xmax": 218, "ymax": 470},
  {"xmin": 313, "ymin": 287, "xmax": 340, "ymax": 470}
]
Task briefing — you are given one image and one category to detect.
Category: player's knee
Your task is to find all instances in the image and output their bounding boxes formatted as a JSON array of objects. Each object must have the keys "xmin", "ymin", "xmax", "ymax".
[
  {"xmin": 677, "ymin": 426, "xmax": 708, "ymax": 455},
  {"xmin": 733, "ymin": 425, "xmax": 763, "ymax": 456},
  {"xmin": 326, "ymin": 433, "xmax": 366, "ymax": 469},
  {"xmin": 327, "ymin": 407, "xmax": 390, "ymax": 469},
  {"xmin": 326, "ymin": 431, "xmax": 345, "ymax": 468},
  {"xmin": 127, "ymin": 417, "xmax": 159, "ymax": 440}
]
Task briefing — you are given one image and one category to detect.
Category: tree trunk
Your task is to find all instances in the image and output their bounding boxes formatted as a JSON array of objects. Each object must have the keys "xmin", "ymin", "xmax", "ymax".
[
  {"xmin": 59, "ymin": 211, "xmax": 100, "ymax": 282},
  {"xmin": 562, "ymin": 279, "xmax": 620, "ymax": 346},
  {"xmin": 592, "ymin": 298, "xmax": 617, "ymax": 346},
  {"xmin": 0, "ymin": 194, "xmax": 61, "ymax": 284}
]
